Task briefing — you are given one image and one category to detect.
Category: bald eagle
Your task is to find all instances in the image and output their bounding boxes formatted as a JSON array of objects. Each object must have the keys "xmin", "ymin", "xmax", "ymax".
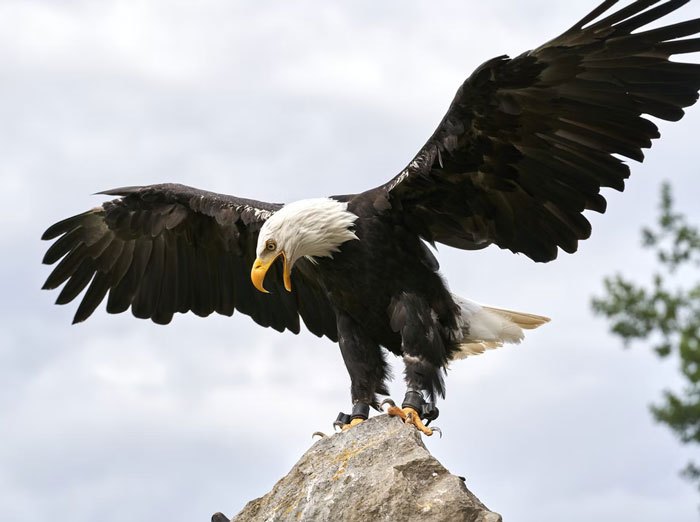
[{"xmin": 42, "ymin": 0, "xmax": 700, "ymax": 436}]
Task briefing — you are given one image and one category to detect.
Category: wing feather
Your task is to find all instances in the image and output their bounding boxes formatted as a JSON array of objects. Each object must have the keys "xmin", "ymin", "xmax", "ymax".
[
  {"xmin": 377, "ymin": 0, "xmax": 700, "ymax": 262},
  {"xmin": 56, "ymin": 258, "xmax": 97, "ymax": 306},
  {"xmin": 75, "ymin": 271, "xmax": 111, "ymax": 324},
  {"xmin": 41, "ymin": 183, "xmax": 337, "ymax": 339}
]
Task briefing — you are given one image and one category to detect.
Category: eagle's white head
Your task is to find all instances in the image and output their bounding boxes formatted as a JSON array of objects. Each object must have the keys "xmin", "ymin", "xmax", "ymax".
[{"xmin": 251, "ymin": 198, "xmax": 358, "ymax": 293}]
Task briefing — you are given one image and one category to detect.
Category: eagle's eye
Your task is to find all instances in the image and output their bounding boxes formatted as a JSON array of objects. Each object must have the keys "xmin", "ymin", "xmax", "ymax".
[{"xmin": 265, "ymin": 239, "xmax": 277, "ymax": 251}]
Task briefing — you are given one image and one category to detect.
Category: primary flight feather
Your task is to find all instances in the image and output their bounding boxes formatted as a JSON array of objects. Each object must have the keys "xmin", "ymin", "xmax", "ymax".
[{"xmin": 42, "ymin": 0, "xmax": 700, "ymax": 435}]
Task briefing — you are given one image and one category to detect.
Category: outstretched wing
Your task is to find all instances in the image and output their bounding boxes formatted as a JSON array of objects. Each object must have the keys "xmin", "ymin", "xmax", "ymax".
[
  {"xmin": 377, "ymin": 0, "xmax": 700, "ymax": 262},
  {"xmin": 41, "ymin": 183, "xmax": 338, "ymax": 340}
]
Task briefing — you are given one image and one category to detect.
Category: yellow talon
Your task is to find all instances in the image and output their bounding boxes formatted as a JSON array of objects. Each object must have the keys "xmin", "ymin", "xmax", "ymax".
[
  {"xmin": 382, "ymin": 399, "xmax": 436, "ymax": 436},
  {"xmin": 385, "ymin": 403, "xmax": 408, "ymax": 420},
  {"xmin": 404, "ymin": 408, "xmax": 433, "ymax": 436},
  {"xmin": 341, "ymin": 417, "xmax": 364, "ymax": 431}
]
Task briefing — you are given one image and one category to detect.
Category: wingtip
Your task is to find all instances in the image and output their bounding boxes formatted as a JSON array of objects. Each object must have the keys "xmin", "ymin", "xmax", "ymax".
[
  {"xmin": 41, "ymin": 250, "xmax": 58, "ymax": 265},
  {"xmin": 41, "ymin": 223, "xmax": 64, "ymax": 241},
  {"xmin": 94, "ymin": 186, "xmax": 143, "ymax": 196},
  {"xmin": 41, "ymin": 210, "xmax": 94, "ymax": 241}
]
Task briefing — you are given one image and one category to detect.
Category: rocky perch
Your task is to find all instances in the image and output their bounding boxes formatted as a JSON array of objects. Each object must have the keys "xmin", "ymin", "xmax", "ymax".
[{"xmin": 213, "ymin": 414, "xmax": 501, "ymax": 522}]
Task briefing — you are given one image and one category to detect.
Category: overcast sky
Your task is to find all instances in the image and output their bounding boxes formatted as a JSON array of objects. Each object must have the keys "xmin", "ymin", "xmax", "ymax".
[{"xmin": 2, "ymin": 1, "xmax": 700, "ymax": 521}]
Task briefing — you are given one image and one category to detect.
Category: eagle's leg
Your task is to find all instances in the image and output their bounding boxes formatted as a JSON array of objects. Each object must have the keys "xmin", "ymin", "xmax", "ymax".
[
  {"xmin": 385, "ymin": 292, "xmax": 447, "ymax": 436},
  {"xmin": 333, "ymin": 312, "xmax": 390, "ymax": 431}
]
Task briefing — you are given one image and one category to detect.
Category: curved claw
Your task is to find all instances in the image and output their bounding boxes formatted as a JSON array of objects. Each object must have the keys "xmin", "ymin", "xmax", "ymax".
[
  {"xmin": 312, "ymin": 431, "xmax": 328, "ymax": 439},
  {"xmin": 380, "ymin": 398, "xmax": 396, "ymax": 411},
  {"xmin": 430, "ymin": 427, "xmax": 443, "ymax": 439},
  {"xmin": 404, "ymin": 408, "xmax": 436, "ymax": 436},
  {"xmin": 332, "ymin": 421, "xmax": 345, "ymax": 432}
]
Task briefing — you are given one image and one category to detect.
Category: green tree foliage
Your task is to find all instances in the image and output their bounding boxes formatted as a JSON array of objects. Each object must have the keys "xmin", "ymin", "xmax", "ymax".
[{"xmin": 592, "ymin": 182, "xmax": 700, "ymax": 490}]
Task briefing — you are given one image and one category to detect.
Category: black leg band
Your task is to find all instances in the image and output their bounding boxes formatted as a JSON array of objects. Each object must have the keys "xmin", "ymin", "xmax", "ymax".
[
  {"xmin": 334, "ymin": 401, "xmax": 370, "ymax": 429},
  {"xmin": 334, "ymin": 411, "xmax": 352, "ymax": 427},
  {"xmin": 401, "ymin": 390, "xmax": 440, "ymax": 425},
  {"xmin": 351, "ymin": 401, "xmax": 370, "ymax": 420},
  {"xmin": 401, "ymin": 390, "xmax": 424, "ymax": 411}
]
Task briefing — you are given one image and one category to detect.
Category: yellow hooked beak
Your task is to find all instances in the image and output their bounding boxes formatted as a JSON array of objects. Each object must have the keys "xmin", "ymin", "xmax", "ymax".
[{"xmin": 251, "ymin": 251, "xmax": 292, "ymax": 293}]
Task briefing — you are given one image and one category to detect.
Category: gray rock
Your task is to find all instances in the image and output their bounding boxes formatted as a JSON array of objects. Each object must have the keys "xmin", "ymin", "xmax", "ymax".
[{"xmin": 215, "ymin": 414, "xmax": 501, "ymax": 522}]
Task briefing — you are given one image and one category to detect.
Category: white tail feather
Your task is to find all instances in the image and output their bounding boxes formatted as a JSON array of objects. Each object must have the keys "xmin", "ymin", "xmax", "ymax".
[
  {"xmin": 450, "ymin": 296, "xmax": 550, "ymax": 360},
  {"xmin": 482, "ymin": 306, "xmax": 552, "ymax": 330}
]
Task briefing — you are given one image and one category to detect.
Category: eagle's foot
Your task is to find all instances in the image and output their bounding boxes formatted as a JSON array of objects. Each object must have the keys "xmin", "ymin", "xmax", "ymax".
[
  {"xmin": 380, "ymin": 398, "xmax": 409, "ymax": 419},
  {"xmin": 381, "ymin": 400, "xmax": 436, "ymax": 436},
  {"xmin": 332, "ymin": 402, "xmax": 370, "ymax": 432},
  {"xmin": 381, "ymin": 395, "xmax": 442, "ymax": 437},
  {"xmin": 341, "ymin": 418, "xmax": 364, "ymax": 431},
  {"xmin": 406, "ymin": 408, "xmax": 442, "ymax": 437}
]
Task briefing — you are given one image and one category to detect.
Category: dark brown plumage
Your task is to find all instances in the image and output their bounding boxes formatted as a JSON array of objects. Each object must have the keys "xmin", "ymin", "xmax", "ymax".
[
  {"xmin": 42, "ymin": 185, "xmax": 338, "ymax": 338},
  {"xmin": 41, "ymin": 1, "xmax": 700, "ymax": 424},
  {"xmin": 378, "ymin": 0, "xmax": 700, "ymax": 262}
]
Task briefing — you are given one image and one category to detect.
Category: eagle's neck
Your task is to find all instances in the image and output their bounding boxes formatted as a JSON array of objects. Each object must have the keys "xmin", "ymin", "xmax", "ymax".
[{"xmin": 266, "ymin": 198, "xmax": 359, "ymax": 265}]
